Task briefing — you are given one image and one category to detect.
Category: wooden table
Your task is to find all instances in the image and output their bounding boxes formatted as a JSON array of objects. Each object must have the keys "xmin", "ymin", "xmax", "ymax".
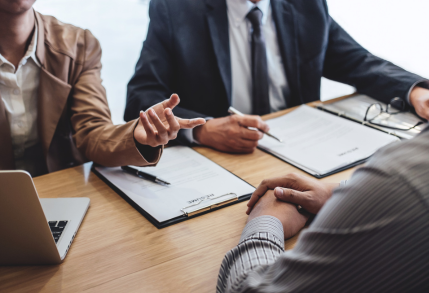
[{"xmin": 0, "ymin": 101, "xmax": 358, "ymax": 293}]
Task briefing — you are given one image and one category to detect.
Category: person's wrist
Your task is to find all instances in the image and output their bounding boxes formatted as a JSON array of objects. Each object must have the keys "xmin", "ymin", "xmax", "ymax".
[
  {"xmin": 410, "ymin": 86, "xmax": 427, "ymax": 107},
  {"xmin": 409, "ymin": 87, "xmax": 419, "ymax": 107},
  {"xmin": 192, "ymin": 124, "xmax": 205, "ymax": 144},
  {"xmin": 247, "ymin": 209, "xmax": 281, "ymax": 224},
  {"xmin": 241, "ymin": 216, "xmax": 284, "ymax": 243},
  {"xmin": 326, "ymin": 182, "xmax": 340, "ymax": 194},
  {"xmin": 133, "ymin": 119, "xmax": 146, "ymax": 146}
]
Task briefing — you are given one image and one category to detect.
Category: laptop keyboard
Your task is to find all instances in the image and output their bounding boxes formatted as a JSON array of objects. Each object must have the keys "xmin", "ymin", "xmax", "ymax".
[{"xmin": 48, "ymin": 220, "xmax": 68, "ymax": 244}]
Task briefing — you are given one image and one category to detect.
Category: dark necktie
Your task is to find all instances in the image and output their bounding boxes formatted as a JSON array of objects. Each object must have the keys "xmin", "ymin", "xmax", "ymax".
[{"xmin": 246, "ymin": 7, "xmax": 270, "ymax": 115}]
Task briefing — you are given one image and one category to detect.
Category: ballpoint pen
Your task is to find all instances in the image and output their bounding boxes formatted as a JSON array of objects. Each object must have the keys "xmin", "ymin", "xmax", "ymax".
[
  {"xmin": 121, "ymin": 166, "xmax": 170, "ymax": 185},
  {"xmin": 228, "ymin": 106, "xmax": 284, "ymax": 143}
]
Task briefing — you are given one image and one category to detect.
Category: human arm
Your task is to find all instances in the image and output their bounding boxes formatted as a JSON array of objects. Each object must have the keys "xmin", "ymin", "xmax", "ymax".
[
  {"xmin": 70, "ymin": 30, "xmax": 204, "ymax": 167},
  {"xmin": 325, "ymin": 17, "xmax": 429, "ymax": 117},
  {"xmin": 322, "ymin": 7, "xmax": 427, "ymax": 107},
  {"xmin": 217, "ymin": 190, "xmax": 308, "ymax": 292},
  {"xmin": 218, "ymin": 149, "xmax": 429, "ymax": 292}
]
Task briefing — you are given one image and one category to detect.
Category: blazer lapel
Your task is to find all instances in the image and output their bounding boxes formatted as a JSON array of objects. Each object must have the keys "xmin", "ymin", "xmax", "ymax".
[
  {"xmin": 271, "ymin": 0, "xmax": 302, "ymax": 107},
  {"xmin": 205, "ymin": 0, "xmax": 232, "ymax": 104},
  {"xmin": 35, "ymin": 12, "xmax": 72, "ymax": 157},
  {"xmin": 37, "ymin": 69, "xmax": 71, "ymax": 157},
  {"xmin": 0, "ymin": 96, "xmax": 15, "ymax": 169}
]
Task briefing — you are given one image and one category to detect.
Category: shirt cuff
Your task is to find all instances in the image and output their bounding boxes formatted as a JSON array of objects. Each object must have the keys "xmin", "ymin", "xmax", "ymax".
[
  {"xmin": 240, "ymin": 215, "xmax": 284, "ymax": 244},
  {"xmin": 340, "ymin": 180, "xmax": 348, "ymax": 187},
  {"xmin": 183, "ymin": 117, "xmax": 214, "ymax": 145},
  {"xmin": 406, "ymin": 80, "xmax": 429, "ymax": 106},
  {"xmin": 181, "ymin": 129, "xmax": 197, "ymax": 144},
  {"xmin": 134, "ymin": 141, "xmax": 162, "ymax": 164}
]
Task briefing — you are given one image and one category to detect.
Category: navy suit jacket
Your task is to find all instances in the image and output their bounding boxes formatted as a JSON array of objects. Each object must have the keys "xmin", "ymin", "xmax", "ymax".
[{"xmin": 125, "ymin": 0, "xmax": 425, "ymax": 143}]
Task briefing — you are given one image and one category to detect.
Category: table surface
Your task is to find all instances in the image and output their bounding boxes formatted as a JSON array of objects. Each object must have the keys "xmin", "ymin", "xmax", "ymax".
[{"xmin": 0, "ymin": 99, "xmax": 358, "ymax": 293}]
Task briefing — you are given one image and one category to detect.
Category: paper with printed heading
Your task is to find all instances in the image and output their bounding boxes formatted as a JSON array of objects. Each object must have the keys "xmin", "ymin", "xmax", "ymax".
[
  {"xmin": 94, "ymin": 146, "xmax": 255, "ymax": 223},
  {"xmin": 259, "ymin": 105, "xmax": 399, "ymax": 176}
]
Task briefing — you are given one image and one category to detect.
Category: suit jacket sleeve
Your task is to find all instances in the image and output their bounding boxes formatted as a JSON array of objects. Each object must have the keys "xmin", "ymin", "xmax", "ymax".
[
  {"xmin": 322, "ymin": 10, "xmax": 427, "ymax": 106},
  {"xmin": 69, "ymin": 29, "xmax": 162, "ymax": 167},
  {"xmin": 124, "ymin": 0, "xmax": 206, "ymax": 122}
]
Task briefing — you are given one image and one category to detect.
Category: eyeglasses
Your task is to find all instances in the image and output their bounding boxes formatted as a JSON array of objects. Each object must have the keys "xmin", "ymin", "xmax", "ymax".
[{"xmin": 364, "ymin": 97, "xmax": 425, "ymax": 131}]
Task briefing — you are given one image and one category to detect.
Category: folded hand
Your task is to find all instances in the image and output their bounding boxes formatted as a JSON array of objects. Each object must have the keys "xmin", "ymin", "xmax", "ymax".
[
  {"xmin": 247, "ymin": 190, "xmax": 308, "ymax": 239},
  {"xmin": 247, "ymin": 173, "xmax": 338, "ymax": 215}
]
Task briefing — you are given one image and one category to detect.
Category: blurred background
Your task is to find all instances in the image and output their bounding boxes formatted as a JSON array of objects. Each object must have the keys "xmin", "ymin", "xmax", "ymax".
[{"xmin": 34, "ymin": 0, "xmax": 429, "ymax": 124}]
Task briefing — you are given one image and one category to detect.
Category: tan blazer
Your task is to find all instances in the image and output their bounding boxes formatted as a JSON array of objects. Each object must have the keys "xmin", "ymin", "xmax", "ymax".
[{"xmin": 0, "ymin": 11, "xmax": 162, "ymax": 173}]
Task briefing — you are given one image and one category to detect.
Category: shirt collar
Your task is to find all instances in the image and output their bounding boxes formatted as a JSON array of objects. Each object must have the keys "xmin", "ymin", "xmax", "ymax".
[
  {"xmin": 226, "ymin": 0, "xmax": 270, "ymax": 27},
  {"xmin": 26, "ymin": 21, "xmax": 40, "ymax": 67},
  {"xmin": 0, "ymin": 21, "xmax": 40, "ymax": 69}
]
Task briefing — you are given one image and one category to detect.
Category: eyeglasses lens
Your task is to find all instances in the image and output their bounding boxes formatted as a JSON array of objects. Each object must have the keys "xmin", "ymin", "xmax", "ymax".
[{"xmin": 367, "ymin": 104, "xmax": 382, "ymax": 121}]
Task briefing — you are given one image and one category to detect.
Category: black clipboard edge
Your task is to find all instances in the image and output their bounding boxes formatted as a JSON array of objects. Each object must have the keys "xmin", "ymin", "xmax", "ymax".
[
  {"xmin": 92, "ymin": 164, "xmax": 253, "ymax": 229},
  {"xmin": 257, "ymin": 147, "xmax": 368, "ymax": 179}
]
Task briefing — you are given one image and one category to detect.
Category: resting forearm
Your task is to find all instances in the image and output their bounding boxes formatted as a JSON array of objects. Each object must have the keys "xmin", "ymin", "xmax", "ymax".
[
  {"xmin": 217, "ymin": 216, "xmax": 284, "ymax": 293},
  {"xmin": 74, "ymin": 119, "xmax": 161, "ymax": 167}
]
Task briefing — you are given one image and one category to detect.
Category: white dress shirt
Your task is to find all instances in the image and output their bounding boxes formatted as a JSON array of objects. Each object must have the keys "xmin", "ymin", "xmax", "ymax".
[
  {"xmin": 0, "ymin": 24, "xmax": 40, "ymax": 162},
  {"xmin": 227, "ymin": 0, "xmax": 288, "ymax": 114}
]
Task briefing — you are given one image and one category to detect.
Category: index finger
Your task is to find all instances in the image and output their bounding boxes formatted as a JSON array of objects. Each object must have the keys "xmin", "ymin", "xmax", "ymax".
[
  {"xmin": 246, "ymin": 184, "xmax": 269, "ymax": 215},
  {"xmin": 177, "ymin": 117, "xmax": 206, "ymax": 129},
  {"xmin": 237, "ymin": 115, "xmax": 270, "ymax": 133}
]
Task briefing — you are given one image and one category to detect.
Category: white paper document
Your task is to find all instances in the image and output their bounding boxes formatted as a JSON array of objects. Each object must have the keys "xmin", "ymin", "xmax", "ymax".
[
  {"xmin": 94, "ymin": 146, "xmax": 255, "ymax": 223},
  {"xmin": 259, "ymin": 105, "xmax": 399, "ymax": 176}
]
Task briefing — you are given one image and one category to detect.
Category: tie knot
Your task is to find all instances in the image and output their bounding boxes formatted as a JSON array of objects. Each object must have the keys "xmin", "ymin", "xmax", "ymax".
[{"xmin": 246, "ymin": 7, "xmax": 263, "ymax": 29}]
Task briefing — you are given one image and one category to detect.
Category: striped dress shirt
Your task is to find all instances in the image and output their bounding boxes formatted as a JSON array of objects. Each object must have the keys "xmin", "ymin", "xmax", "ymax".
[{"xmin": 217, "ymin": 127, "xmax": 429, "ymax": 293}]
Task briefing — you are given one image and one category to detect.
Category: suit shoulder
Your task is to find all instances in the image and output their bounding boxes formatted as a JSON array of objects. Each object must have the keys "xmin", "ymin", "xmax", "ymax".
[
  {"xmin": 150, "ymin": 0, "xmax": 206, "ymax": 14},
  {"xmin": 37, "ymin": 12, "xmax": 100, "ymax": 63},
  {"xmin": 288, "ymin": 0, "xmax": 328, "ymax": 16}
]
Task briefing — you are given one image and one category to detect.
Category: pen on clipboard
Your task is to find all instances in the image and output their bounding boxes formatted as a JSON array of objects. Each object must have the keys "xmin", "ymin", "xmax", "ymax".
[
  {"xmin": 228, "ymin": 106, "xmax": 283, "ymax": 143},
  {"xmin": 121, "ymin": 166, "xmax": 170, "ymax": 185}
]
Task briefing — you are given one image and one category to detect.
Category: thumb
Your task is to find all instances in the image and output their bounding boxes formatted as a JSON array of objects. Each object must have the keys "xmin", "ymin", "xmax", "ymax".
[{"xmin": 274, "ymin": 187, "xmax": 308, "ymax": 207}]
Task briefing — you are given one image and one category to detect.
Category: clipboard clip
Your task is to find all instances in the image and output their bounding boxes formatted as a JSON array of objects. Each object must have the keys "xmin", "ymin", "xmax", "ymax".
[{"xmin": 180, "ymin": 193, "xmax": 238, "ymax": 217}]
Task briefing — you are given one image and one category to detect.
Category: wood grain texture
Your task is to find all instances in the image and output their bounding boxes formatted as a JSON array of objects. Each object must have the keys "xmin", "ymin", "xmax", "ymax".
[{"xmin": 0, "ymin": 99, "xmax": 358, "ymax": 293}]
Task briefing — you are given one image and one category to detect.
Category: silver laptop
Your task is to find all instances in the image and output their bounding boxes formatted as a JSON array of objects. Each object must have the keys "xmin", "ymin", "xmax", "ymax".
[{"xmin": 0, "ymin": 170, "xmax": 90, "ymax": 265}]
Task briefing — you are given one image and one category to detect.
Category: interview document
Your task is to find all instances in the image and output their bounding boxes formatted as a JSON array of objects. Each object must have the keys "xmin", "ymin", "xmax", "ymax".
[
  {"xmin": 259, "ymin": 105, "xmax": 399, "ymax": 177},
  {"xmin": 94, "ymin": 146, "xmax": 255, "ymax": 227}
]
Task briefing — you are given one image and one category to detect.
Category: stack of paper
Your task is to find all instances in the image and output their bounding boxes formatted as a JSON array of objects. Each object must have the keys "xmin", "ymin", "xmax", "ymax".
[{"xmin": 258, "ymin": 105, "xmax": 399, "ymax": 177}]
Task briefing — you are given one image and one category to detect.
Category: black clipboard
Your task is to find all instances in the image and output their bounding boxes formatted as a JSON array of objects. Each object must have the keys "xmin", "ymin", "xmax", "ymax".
[{"xmin": 92, "ymin": 151, "xmax": 254, "ymax": 229}]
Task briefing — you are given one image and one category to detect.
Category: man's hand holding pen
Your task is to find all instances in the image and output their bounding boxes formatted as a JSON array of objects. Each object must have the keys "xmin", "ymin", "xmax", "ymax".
[{"xmin": 193, "ymin": 113, "xmax": 270, "ymax": 154}]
